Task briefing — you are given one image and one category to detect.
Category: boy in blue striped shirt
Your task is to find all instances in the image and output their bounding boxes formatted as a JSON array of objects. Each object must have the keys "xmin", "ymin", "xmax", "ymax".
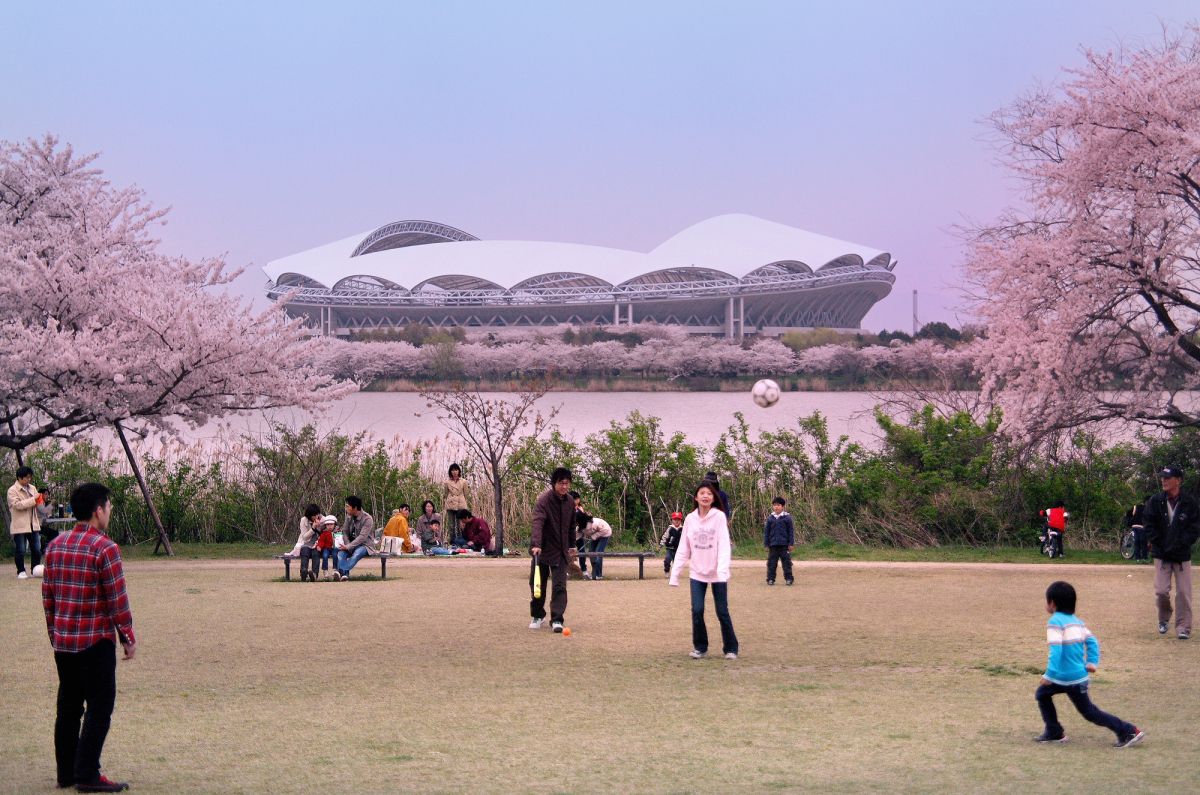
[{"xmin": 1035, "ymin": 581, "xmax": 1144, "ymax": 747}]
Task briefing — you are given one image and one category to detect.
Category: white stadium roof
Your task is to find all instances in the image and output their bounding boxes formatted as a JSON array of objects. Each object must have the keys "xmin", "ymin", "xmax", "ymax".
[{"xmin": 263, "ymin": 214, "xmax": 892, "ymax": 290}]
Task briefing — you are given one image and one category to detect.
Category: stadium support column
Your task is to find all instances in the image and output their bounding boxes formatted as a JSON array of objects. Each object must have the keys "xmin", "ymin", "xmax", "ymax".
[
  {"xmin": 627, "ymin": 303, "xmax": 633, "ymax": 325},
  {"xmin": 614, "ymin": 301, "xmax": 620, "ymax": 326},
  {"xmin": 737, "ymin": 296, "xmax": 745, "ymax": 341},
  {"xmin": 726, "ymin": 297, "xmax": 734, "ymax": 339}
]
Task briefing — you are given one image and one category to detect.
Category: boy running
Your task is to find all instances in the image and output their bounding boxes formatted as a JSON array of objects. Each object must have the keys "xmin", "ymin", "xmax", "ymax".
[{"xmin": 1034, "ymin": 581, "xmax": 1143, "ymax": 748}]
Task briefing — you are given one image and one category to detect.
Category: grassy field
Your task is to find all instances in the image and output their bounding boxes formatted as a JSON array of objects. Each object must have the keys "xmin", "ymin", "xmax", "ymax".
[{"xmin": 0, "ymin": 557, "xmax": 1193, "ymax": 794}]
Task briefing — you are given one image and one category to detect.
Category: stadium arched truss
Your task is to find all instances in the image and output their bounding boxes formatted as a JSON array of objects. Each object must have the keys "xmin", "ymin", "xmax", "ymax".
[{"xmin": 265, "ymin": 217, "xmax": 897, "ymax": 339}]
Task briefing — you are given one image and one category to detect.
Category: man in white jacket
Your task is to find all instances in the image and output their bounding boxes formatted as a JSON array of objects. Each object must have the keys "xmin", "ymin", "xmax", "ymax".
[{"xmin": 7, "ymin": 466, "xmax": 44, "ymax": 579}]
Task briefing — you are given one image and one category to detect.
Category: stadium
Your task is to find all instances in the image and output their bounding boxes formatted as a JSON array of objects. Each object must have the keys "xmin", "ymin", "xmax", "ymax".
[{"xmin": 263, "ymin": 214, "xmax": 896, "ymax": 339}]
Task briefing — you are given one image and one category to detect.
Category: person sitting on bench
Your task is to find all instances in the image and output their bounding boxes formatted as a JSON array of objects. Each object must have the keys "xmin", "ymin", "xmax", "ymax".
[{"xmin": 335, "ymin": 496, "xmax": 375, "ymax": 581}]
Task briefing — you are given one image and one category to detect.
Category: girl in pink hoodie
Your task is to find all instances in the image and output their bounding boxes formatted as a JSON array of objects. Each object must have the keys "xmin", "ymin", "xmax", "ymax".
[{"xmin": 669, "ymin": 481, "xmax": 738, "ymax": 659}]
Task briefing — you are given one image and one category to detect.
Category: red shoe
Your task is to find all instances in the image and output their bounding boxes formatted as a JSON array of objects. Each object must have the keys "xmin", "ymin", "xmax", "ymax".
[{"xmin": 76, "ymin": 774, "xmax": 129, "ymax": 792}]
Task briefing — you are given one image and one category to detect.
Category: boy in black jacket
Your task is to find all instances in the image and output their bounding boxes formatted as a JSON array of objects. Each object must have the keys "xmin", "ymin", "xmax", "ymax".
[
  {"xmin": 764, "ymin": 497, "xmax": 795, "ymax": 586},
  {"xmin": 660, "ymin": 511, "xmax": 683, "ymax": 573}
]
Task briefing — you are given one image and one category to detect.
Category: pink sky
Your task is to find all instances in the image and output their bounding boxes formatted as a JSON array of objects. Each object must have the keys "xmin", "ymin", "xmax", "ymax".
[{"xmin": 4, "ymin": 2, "xmax": 1195, "ymax": 331}]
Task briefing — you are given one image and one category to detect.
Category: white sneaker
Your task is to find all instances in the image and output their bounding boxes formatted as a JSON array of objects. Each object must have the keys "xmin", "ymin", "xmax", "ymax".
[
  {"xmin": 17, "ymin": 571, "xmax": 29, "ymax": 580},
  {"xmin": 31, "ymin": 564, "xmax": 44, "ymax": 577},
  {"xmin": 528, "ymin": 618, "xmax": 544, "ymax": 630},
  {"xmin": 724, "ymin": 653, "xmax": 738, "ymax": 660},
  {"xmin": 689, "ymin": 649, "xmax": 706, "ymax": 659},
  {"xmin": 552, "ymin": 622, "xmax": 564, "ymax": 633}
]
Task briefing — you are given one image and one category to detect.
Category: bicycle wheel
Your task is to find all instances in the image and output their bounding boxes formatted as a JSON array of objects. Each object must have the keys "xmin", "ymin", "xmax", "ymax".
[{"xmin": 1120, "ymin": 530, "xmax": 1135, "ymax": 560}]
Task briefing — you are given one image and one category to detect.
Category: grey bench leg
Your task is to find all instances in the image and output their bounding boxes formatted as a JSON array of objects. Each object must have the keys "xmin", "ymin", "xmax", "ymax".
[
  {"xmin": 381, "ymin": 557, "xmax": 387, "ymax": 580},
  {"xmin": 283, "ymin": 558, "xmax": 292, "ymax": 581},
  {"xmin": 639, "ymin": 555, "xmax": 644, "ymax": 580}
]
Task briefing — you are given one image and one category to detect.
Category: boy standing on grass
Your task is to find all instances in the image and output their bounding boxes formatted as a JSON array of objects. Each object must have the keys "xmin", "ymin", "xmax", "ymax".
[
  {"xmin": 763, "ymin": 497, "xmax": 794, "ymax": 586},
  {"xmin": 1034, "ymin": 581, "xmax": 1143, "ymax": 748},
  {"xmin": 660, "ymin": 512, "xmax": 684, "ymax": 574}
]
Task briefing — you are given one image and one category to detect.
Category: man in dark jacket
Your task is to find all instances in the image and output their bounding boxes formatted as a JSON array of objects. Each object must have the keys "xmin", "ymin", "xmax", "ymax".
[
  {"xmin": 1144, "ymin": 465, "xmax": 1200, "ymax": 640},
  {"xmin": 764, "ymin": 497, "xmax": 796, "ymax": 586},
  {"xmin": 529, "ymin": 467, "xmax": 578, "ymax": 632},
  {"xmin": 570, "ymin": 491, "xmax": 590, "ymax": 576},
  {"xmin": 1125, "ymin": 499, "xmax": 1150, "ymax": 562}
]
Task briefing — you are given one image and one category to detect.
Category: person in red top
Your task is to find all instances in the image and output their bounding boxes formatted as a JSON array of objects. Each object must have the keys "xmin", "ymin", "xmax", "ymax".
[
  {"xmin": 460, "ymin": 511, "xmax": 494, "ymax": 554},
  {"xmin": 1040, "ymin": 500, "xmax": 1069, "ymax": 557},
  {"xmin": 42, "ymin": 482, "xmax": 136, "ymax": 793}
]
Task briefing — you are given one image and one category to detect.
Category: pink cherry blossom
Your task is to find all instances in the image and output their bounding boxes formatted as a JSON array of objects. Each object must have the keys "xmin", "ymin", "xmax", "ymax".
[
  {"xmin": 0, "ymin": 135, "xmax": 352, "ymax": 451},
  {"xmin": 965, "ymin": 27, "xmax": 1200, "ymax": 440}
]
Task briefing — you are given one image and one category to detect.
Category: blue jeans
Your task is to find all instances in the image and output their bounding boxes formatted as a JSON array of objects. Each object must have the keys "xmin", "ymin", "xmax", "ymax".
[
  {"xmin": 690, "ymin": 579, "xmax": 737, "ymax": 655},
  {"xmin": 319, "ymin": 548, "xmax": 336, "ymax": 570},
  {"xmin": 587, "ymin": 536, "xmax": 609, "ymax": 577},
  {"xmin": 336, "ymin": 546, "xmax": 370, "ymax": 576},
  {"xmin": 1035, "ymin": 681, "xmax": 1134, "ymax": 739},
  {"xmin": 13, "ymin": 531, "xmax": 42, "ymax": 573}
]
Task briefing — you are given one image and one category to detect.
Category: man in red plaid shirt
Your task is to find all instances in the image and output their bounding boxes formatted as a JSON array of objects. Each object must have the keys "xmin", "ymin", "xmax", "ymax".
[{"xmin": 42, "ymin": 482, "xmax": 136, "ymax": 793}]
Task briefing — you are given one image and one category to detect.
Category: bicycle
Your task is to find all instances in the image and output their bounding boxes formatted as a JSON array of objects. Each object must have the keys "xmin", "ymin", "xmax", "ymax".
[
  {"xmin": 1039, "ymin": 525, "xmax": 1063, "ymax": 558},
  {"xmin": 1120, "ymin": 528, "xmax": 1136, "ymax": 560}
]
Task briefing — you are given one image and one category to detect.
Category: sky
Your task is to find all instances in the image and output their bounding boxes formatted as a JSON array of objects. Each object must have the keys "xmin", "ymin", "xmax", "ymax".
[{"xmin": 3, "ymin": 1, "xmax": 1196, "ymax": 332}]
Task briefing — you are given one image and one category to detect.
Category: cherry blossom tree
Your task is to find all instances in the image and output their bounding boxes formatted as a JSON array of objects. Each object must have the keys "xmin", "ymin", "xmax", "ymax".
[
  {"xmin": 0, "ymin": 135, "xmax": 351, "ymax": 548},
  {"xmin": 965, "ymin": 27, "xmax": 1200, "ymax": 439}
]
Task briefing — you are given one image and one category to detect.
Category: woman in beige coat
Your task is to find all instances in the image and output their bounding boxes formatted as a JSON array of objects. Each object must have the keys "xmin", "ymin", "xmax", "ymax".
[{"xmin": 444, "ymin": 463, "xmax": 469, "ymax": 543}]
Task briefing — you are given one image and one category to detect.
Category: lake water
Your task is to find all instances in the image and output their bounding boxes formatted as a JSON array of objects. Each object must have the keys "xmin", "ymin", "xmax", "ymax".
[{"xmin": 186, "ymin": 391, "xmax": 892, "ymax": 450}]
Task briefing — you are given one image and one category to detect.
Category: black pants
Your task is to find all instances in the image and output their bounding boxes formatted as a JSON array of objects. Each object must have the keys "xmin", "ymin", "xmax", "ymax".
[
  {"xmin": 299, "ymin": 546, "xmax": 320, "ymax": 576},
  {"xmin": 1132, "ymin": 525, "xmax": 1149, "ymax": 560},
  {"xmin": 54, "ymin": 639, "xmax": 117, "ymax": 786},
  {"xmin": 767, "ymin": 545, "xmax": 793, "ymax": 582},
  {"xmin": 1035, "ymin": 681, "xmax": 1134, "ymax": 739},
  {"xmin": 663, "ymin": 547, "xmax": 676, "ymax": 573},
  {"xmin": 529, "ymin": 557, "xmax": 568, "ymax": 623}
]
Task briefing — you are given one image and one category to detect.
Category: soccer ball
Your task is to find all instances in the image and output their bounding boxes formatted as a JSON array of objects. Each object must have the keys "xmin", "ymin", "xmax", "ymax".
[
  {"xmin": 31, "ymin": 564, "xmax": 45, "ymax": 578},
  {"xmin": 751, "ymin": 379, "xmax": 781, "ymax": 408}
]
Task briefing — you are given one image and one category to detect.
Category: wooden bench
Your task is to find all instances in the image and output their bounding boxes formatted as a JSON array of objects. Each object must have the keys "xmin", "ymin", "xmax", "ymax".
[
  {"xmin": 273, "ymin": 552, "xmax": 392, "ymax": 581},
  {"xmin": 577, "ymin": 551, "xmax": 658, "ymax": 580}
]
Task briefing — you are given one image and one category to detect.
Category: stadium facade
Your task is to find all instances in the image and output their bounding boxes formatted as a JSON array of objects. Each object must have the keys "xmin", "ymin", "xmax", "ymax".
[{"xmin": 263, "ymin": 214, "xmax": 896, "ymax": 339}]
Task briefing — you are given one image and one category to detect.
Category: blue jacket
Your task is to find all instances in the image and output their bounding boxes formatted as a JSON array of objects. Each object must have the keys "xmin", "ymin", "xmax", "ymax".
[
  {"xmin": 1044, "ymin": 612, "xmax": 1100, "ymax": 686},
  {"xmin": 764, "ymin": 511, "xmax": 795, "ymax": 547}
]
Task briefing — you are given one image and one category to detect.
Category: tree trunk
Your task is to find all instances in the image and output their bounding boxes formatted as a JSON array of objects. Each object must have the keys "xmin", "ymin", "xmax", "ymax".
[
  {"xmin": 492, "ymin": 459, "xmax": 505, "ymax": 556},
  {"xmin": 114, "ymin": 422, "xmax": 174, "ymax": 556},
  {"xmin": 7, "ymin": 420, "xmax": 23, "ymax": 468}
]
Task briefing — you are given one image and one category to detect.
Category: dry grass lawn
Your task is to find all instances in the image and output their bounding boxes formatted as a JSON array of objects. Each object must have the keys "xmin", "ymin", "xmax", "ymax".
[{"xmin": 1, "ymin": 557, "xmax": 1196, "ymax": 794}]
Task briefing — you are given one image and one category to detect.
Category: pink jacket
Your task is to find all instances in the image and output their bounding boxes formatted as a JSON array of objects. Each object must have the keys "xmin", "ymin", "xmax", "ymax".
[{"xmin": 668, "ymin": 507, "xmax": 731, "ymax": 585}]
